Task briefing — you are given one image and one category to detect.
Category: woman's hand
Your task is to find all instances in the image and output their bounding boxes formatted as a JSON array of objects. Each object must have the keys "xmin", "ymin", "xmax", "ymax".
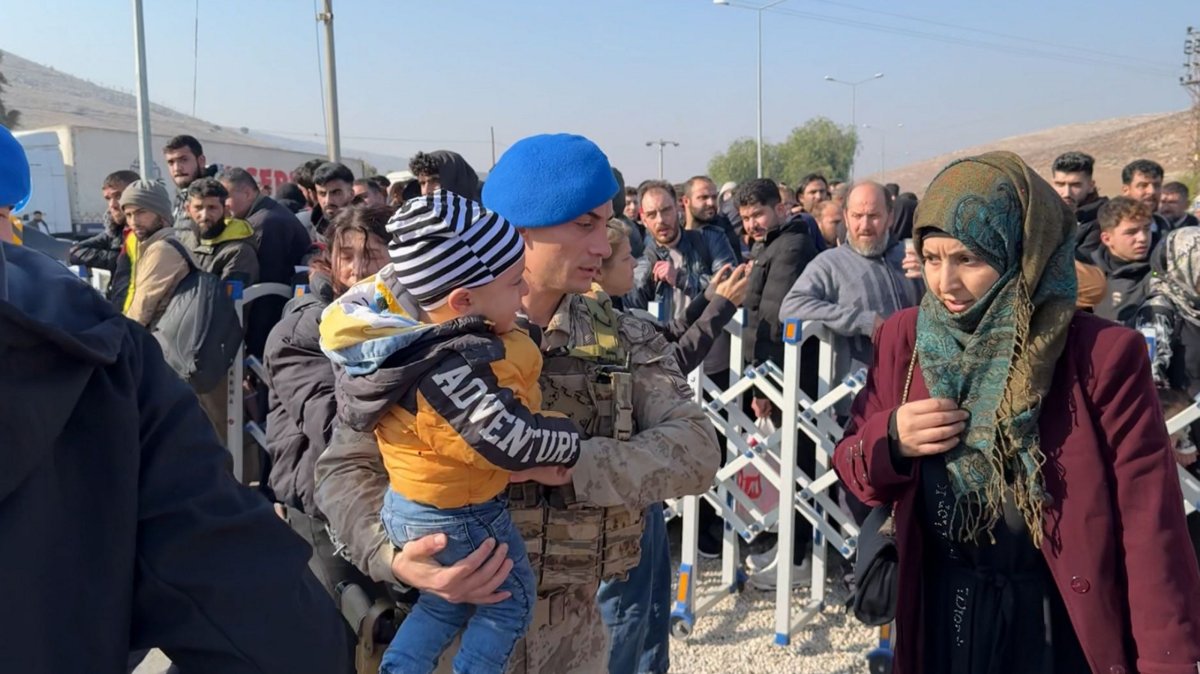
[
  {"xmin": 902, "ymin": 248, "xmax": 922, "ymax": 279},
  {"xmin": 390, "ymin": 535, "xmax": 514, "ymax": 605},
  {"xmin": 896, "ymin": 398, "xmax": 968, "ymax": 457}
]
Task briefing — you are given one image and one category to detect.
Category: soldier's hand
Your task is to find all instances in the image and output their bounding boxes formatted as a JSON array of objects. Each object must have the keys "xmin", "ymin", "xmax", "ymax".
[
  {"xmin": 510, "ymin": 465, "xmax": 574, "ymax": 486},
  {"xmin": 390, "ymin": 535, "xmax": 514, "ymax": 605}
]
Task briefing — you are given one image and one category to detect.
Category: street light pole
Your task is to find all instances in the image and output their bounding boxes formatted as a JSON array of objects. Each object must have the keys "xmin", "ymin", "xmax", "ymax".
[
  {"xmin": 714, "ymin": 0, "xmax": 786, "ymax": 178},
  {"xmin": 317, "ymin": 0, "xmax": 342, "ymax": 163},
  {"xmin": 131, "ymin": 0, "xmax": 155, "ymax": 181},
  {"xmin": 646, "ymin": 140, "xmax": 680, "ymax": 180}
]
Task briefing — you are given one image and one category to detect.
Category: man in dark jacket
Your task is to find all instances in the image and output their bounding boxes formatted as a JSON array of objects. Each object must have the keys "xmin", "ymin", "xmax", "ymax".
[
  {"xmin": 221, "ymin": 167, "xmax": 313, "ymax": 356},
  {"xmin": 311, "ymin": 162, "xmax": 356, "ymax": 245},
  {"xmin": 163, "ymin": 134, "xmax": 216, "ymax": 249},
  {"xmin": 408, "ymin": 150, "xmax": 481, "ymax": 199},
  {"xmin": 1093, "ymin": 196, "xmax": 1153, "ymax": 325},
  {"xmin": 628, "ymin": 180, "xmax": 736, "ymax": 318},
  {"xmin": 186, "ymin": 178, "xmax": 260, "ymax": 287},
  {"xmin": 737, "ymin": 177, "xmax": 819, "ymax": 397},
  {"xmin": 683, "ymin": 176, "xmax": 745, "ymax": 265},
  {"xmin": 0, "ymin": 238, "xmax": 352, "ymax": 673},
  {"xmin": 68, "ymin": 169, "xmax": 140, "ymax": 272},
  {"xmin": 1161, "ymin": 181, "xmax": 1200, "ymax": 231}
]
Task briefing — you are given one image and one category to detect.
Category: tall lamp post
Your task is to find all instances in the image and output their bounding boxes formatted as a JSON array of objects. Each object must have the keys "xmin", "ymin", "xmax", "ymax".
[
  {"xmin": 713, "ymin": 0, "xmax": 787, "ymax": 178},
  {"xmin": 859, "ymin": 123, "xmax": 903, "ymax": 183},
  {"xmin": 646, "ymin": 139, "xmax": 680, "ymax": 180}
]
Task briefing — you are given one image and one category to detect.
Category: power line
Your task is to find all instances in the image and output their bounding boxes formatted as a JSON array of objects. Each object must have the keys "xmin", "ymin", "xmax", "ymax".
[
  {"xmin": 767, "ymin": 5, "xmax": 1176, "ymax": 77},
  {"xmin": 796, "ymin": 0, "xmax": 1175, "ymax": 70},
  {"xmin": 311, "ymin": 0, "xmax": 328, "ymax": 147},
  {"xmin": 258, "ymin": 127, "xmax": 496, "ymax": 145}
]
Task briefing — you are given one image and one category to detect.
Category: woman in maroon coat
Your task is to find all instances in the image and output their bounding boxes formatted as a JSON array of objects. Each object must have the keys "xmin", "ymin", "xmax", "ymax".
[{"xmin": 835, "ymin": 152, "xmax": 1200, "ymax": 674}]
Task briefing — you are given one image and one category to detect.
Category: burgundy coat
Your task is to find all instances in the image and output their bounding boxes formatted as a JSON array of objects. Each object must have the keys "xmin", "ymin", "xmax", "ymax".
[{"xmin": 835, "ymin": 308, "xmax": 1200, "ymax": 674}]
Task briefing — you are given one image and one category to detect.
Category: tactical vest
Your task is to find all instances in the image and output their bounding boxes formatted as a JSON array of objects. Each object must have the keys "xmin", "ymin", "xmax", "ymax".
[{"xmin": 507, "ymin": 293, "xmax": 643, "ymax": 603}]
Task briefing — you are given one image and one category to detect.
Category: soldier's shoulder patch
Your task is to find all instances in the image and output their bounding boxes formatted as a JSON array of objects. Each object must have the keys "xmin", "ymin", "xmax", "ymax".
[{"xmin": 616, "ymin": 312, "xmax": 659, "ymax": 345}]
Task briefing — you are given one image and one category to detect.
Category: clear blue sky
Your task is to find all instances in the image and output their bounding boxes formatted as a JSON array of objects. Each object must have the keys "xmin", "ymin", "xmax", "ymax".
[{"xmin": 4, "ymin": 0, "xmax": 1195, "ymax": 183}]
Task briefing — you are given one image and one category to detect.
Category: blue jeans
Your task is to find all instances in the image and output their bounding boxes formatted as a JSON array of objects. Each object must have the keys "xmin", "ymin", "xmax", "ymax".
[
  {"xmin": 596, "ymin": 503, "xmax": 671, "ymax": 674},
  {"xmin": 380, "ymin": 490, "xmax": 536, "ymax": 674}
]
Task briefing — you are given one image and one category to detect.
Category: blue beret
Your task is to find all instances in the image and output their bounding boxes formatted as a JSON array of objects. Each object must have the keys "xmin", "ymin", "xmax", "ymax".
[
  {"xmin": 0, "ymin": 126, "xmax": 30, "ymax": 211},
  {"xmin": 483, "ymin": 134, "xmax": 618, "ymax": 228}
]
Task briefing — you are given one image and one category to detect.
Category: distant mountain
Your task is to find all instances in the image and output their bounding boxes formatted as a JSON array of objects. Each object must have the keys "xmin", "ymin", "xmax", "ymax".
[
  {"xmin": 867, "ymin": 110, "xmax": 1195, "ymax": 196},
  {"xmin": 0, "ymin": 49, "xmax": 408, "ymax": 172}
]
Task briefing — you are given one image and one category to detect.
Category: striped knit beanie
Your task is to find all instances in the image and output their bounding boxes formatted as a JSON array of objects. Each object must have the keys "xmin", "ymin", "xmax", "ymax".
[{"xmin": 387, "ymin": 189, "xmax": 525, "ymax": 310}]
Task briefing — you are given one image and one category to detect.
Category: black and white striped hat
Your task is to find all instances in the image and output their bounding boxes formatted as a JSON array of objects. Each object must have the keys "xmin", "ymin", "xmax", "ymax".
[{"xmin": 386, "ymin": 189, "xmax": 525, "ymax": 310}]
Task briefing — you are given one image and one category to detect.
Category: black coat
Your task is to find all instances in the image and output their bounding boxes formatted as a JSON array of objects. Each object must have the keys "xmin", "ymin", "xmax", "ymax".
[
  {"xmin": 264, "ymin": 275, "xmax": 338, "ymax": 516},
  {"xmin": 244, "ymin": 195, "xmax": 313, "ymax": 357},
  {"xmin": 1091, "ymin": 246, "xmax": 1151, "ymax": 326},
  {"xmin": 743, "ymin": 216, "xmax": 818, "ymax": 366},
  {"xmin": 67, "ymin": 214, "xmax": 123, "ymax": 271},
  {"xmin": 0, "ymin": 242, "xmax": 350, "ymax": 674}
]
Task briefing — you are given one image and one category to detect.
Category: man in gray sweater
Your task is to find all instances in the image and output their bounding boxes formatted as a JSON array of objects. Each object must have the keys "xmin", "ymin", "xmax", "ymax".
[{"xmin": 779, "ymin": 182, "xmax": 923, "ymax": 400}]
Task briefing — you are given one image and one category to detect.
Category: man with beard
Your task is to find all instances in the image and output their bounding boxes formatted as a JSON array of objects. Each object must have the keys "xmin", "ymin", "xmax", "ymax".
[
  {"xmin": 185, "ymin": 177, "xmax": 259, "ymax": 444},
  {"xmin": 220, "ymin": 167, "xmax": 312, "ymax": 357},
  {"xmin": 780, "ymin": 182, "xmax": 922, "ymax": 408},
  {"xmin": 311, "ymin": 162, "xmax": 356, "ymax": 245},
  {"xmin": 1160, "ymin": 181, "xmax": 1199, "ymax": 231},
  {"xmin": 1120, "ymin": 158, "xmax": 1171, "ymax": 242},
  {"xmin": 68, "ymin": 170, "xmax": 139, "ymax": 274},
  {"xmin": 163, "ymin": 135, "xmax": 215, "ymax": 249},
  {"xmin": 628, "ymin": 180, "xmax": 736, "ymax": 320},
  {"xmin": 186, "ymin": 178, "xmax": 258, "ymax": 287},
  {"xmin": 682, "ymin": 175, "xmax": 744, "ymax": 264}
]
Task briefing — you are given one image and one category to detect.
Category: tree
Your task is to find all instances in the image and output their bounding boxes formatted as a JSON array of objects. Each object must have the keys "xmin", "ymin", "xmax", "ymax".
[
  {"xmin": 707, "ymin": 138, "xmax": 783, "ymax": 186},
  {"xmin": 776, "ymin": 117, "xmax": 857, "ymax": 184},
  {"xmin": 0, "ymin": 52, "xmax": 20, "ymax": 130},
  {"xmin": 707, "ymin": 117, "xmax": 858, "ymax": 186}
]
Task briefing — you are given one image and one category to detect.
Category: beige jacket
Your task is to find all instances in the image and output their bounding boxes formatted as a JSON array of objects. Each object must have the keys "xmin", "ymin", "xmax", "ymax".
[{"xmin": 124, "ymin": 227, "xmax": 190, "ymax": 328}]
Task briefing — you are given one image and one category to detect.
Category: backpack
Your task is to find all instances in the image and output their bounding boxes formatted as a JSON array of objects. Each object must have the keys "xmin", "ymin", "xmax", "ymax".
[{"xmin": 152, "ymin": 238, "xmax": 243, "ymax": 393}]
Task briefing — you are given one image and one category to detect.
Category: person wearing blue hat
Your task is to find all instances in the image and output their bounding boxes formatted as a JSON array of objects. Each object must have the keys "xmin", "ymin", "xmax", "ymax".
[
  {"xmin": 0, "ymin": 125, "xmax": 30, "ymax": 245},
  {"xmin": 313, "ymin": 133, "xmax": 720, "ymax": 674}
]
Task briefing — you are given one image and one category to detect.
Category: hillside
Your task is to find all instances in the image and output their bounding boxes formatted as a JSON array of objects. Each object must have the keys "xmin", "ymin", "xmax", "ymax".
[
  {"xmin": 0, "ymin": 50, "xmax": 408, "ymax": 171},
  {"xmin": 868, "ymin": 110, "xmax": 1196, "ymax": 196}
]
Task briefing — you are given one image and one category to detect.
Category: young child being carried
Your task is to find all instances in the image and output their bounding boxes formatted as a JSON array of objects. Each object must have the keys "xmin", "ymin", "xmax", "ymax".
[{"xmin": 320, "ymin": 190, "xmax": 581, "ymax": 674}]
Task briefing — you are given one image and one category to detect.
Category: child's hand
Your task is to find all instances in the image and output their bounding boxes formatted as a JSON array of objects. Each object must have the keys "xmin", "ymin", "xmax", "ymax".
[{"xmin": 509, "ymin": 466, "xmax": 574, "ymax": 486}]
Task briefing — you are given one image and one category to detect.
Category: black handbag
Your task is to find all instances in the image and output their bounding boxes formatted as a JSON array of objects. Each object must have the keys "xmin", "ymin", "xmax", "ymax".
[{"xmin": 849, "ymin": 351, "xmax": 916, "ymax": 626}]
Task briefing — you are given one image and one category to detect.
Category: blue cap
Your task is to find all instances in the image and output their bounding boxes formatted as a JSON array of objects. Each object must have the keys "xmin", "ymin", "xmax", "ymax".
[
  {"xmin": 0, "ymin": 126, "xmax": 30, "ymax": 212},
  {"xmin": 482, "ymin": 133, "xmax": 618, "ymax": 228}
]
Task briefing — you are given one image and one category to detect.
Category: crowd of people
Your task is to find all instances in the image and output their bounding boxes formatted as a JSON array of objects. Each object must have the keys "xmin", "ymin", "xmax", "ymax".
[{"xmin": 5, "ymin": 116, "xmax": 1200, "ymax": 674}]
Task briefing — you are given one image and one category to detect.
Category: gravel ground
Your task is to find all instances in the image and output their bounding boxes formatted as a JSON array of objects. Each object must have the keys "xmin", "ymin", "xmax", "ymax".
[
  {"xmin": 135, "ymin": 526, "xmax": 881, "ymax": 674},
  {"xmin": 665, "ymin": 521, "xmax": 879, "ymax": 674}
]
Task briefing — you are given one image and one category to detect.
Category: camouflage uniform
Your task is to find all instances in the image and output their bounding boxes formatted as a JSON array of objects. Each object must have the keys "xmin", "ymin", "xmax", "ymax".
[{"xmin": 314, "ymin": 292, "xmax": 719, "ymax": 673}]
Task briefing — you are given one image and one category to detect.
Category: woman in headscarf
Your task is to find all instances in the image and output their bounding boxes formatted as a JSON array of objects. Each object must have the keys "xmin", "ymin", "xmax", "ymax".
[
  {"xmin": 835, "ymin": 151, "xmax": 1200, "ymax": 673},
  {"xmin": 1136, "ymin": 227, "xmax": 1200, "ymax": 565}
]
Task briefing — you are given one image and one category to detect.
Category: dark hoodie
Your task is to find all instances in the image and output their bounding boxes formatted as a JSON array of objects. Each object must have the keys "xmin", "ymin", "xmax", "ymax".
[
  {"xmin": 264, "ymin": 273, "xmax": 338, "ymax": 515},
  {"xmin": 426, "ymin": 150, "xmax": 481, "ymax": 200},
  {"xmin": 0, "ymin": 242, "xmax": 351, "ymax": 674},
  {"xmin": 743, "ymin": 215, "xmax": 819, "ymax": 366},
  {"xmin": 890, "ymin": 195, "xmax": 917, "ymax": 242},
  {"xmin": 67, "ymin": 211, "xmax": 124, "ymax": 271},
  {"xmin": 1091, "ymin": 245, "xmax": 1151, "ymax": 325}
]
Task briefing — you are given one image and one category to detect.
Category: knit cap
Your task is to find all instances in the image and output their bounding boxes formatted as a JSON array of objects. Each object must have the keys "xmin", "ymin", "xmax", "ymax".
[
  {"xmin": 118, "ymin": 180, "xmax": 173, "ymax": 223},
  {"xmin": 387, "ymin": 189, "xmax": 524, "ymax": 310}
]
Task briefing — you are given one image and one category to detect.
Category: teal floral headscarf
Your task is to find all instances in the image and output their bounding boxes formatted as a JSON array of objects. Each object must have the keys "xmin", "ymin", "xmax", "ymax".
[{"xmin": 914, "ymin": 151, "xmax": 1077, "ymax": 547}]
